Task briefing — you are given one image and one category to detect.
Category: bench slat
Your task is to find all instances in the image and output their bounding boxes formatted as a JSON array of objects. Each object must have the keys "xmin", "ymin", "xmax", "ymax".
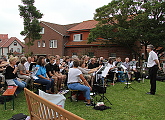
[{"xmin": 3, "ymin": 86, "xmax": 18, "ymax": 96}]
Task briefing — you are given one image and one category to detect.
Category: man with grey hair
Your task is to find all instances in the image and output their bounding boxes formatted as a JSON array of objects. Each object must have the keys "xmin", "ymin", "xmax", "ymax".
[{"xmin": 146, "ymin": 44, "xmax": 161, "ymax": 95}]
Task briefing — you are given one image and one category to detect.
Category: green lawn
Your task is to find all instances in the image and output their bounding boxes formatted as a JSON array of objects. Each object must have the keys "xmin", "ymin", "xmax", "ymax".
[{"xmin": 0, "ymin": 79, "xmax": 165, "ymax": 120}]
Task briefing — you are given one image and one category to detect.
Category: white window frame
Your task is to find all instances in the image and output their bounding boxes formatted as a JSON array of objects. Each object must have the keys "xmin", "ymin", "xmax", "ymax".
[
  {"xmin": 14, "ymin": 41, "xmax": 17, "ymax": 46},
  {"xmin": 109, "ymin": 53, "xmax": 116, "ymax": 57},
  {"xmin": 42, "ymin": 40, "xmax": 45, "ymax": 47},
  {"xmin": 73, "ymin": 34, "xmax": 82, "ymax": 41},
  {"xmin": 49, "ymin": 40, "xmax": 57, "ymax": 48},
  {"xmin": 40, "ymin": 27, "xmax": 44, "ymax": 34},
  {"xmin": 38, "ymin": 41, "xmax": 41, "ymax": 47},
  {"xmin": 17, "ymin": 48, "xmax": 20, "ymax": 53},
  {"xmin": 10, "ymin": 48, "xmax": 13, "ymax": 53}
]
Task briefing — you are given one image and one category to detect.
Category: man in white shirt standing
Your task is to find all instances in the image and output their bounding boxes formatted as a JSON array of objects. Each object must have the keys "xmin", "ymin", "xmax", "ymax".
[{"xmin": 146, "ymin": 45, "xmax": 161, "ymax": 95}]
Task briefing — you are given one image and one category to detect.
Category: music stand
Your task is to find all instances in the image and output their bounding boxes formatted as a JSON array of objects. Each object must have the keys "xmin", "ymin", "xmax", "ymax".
[
  {"xmin": 93, "ymin": 66, "xmax": 112, "ymax": 105},
  {"xmin": 123, "ymin": 72, "xmax": 135, "ymax": 90}
]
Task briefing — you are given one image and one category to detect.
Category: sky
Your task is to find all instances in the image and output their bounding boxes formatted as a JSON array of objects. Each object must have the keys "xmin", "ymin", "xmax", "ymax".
[{"xmin": 0, "ymin": 0, "xmax": 111, "ymax": 41}]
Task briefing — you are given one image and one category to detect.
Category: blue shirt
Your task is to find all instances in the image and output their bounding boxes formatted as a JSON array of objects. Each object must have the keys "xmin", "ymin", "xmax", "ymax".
[{"xmin": 36, "ymin": 65, "xmax": 47, "ymax": 78}]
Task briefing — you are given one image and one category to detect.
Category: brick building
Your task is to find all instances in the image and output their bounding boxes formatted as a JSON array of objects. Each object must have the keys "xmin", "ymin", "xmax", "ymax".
[
  {"xmin": 65, "ymin": 20, "xmax": 133, "ymax": 59},
  {"xmin": 24, "ymin": 20, "xmax": 135, "ymax": 60},
  {"xmin": 24, "ymin": 21, "xmax": 79, "ymax": 56}
]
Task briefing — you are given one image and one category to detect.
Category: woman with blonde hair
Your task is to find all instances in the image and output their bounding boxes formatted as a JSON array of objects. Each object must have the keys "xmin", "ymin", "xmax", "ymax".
[{"xmin": 5, "ymin": 57, "xmax": 26, "ymax": 95}]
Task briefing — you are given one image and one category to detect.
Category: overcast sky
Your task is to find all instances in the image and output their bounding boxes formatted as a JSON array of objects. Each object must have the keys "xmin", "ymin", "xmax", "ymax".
[{"xmin": 0, "ymin": 0, "xmax": 111, "ymax": 41}]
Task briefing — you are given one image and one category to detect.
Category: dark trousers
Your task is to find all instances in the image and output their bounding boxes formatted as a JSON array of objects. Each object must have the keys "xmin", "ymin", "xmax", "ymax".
[{"xmin": 149, "ymin": 65, "xmax": 158, "ymax": 94}]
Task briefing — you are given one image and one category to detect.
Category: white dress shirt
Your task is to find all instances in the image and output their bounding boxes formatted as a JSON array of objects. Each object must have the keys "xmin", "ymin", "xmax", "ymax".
[
  {"xmin": 24, "ymin": 62, "xmax": 31, "ymax": 71},
  {"xmin": 147, "ymin": 50, "xmax": 158, "ymax": 67}
]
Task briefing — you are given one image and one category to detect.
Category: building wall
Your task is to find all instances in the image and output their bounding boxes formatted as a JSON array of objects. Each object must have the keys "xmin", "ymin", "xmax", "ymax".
[
  {"xmin": 65, "ymin": 46, "xmax": 133, "ymax": 60},
  {"xmin": 68, "ymin": 31, "xmax": 89, "ymax": 41},
  {"xmin": 24, "ymin": 23, "xmax": 64, "ymax": 56},
  {"xmin": 2, "ymin": 48, "xmax": 8, "ymax": 57}
]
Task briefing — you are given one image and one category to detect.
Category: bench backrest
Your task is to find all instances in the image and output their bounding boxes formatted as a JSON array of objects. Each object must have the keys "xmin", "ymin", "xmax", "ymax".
[{"xmin": 24, "ymin": 88, "xmax": 84, "ymax": 120}]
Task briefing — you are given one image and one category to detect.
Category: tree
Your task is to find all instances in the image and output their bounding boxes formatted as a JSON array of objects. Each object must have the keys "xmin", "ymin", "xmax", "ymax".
[
  {"xmin": 88, "ymin": 0, "xmax": 165, "ymax": 59},
  {"xmin": 133, "ymin": 0, "xmax": 165, "ymax": 58},
  {"xmin": 19, "ymin": 0, "xmax": 43, "ymax": 54}
]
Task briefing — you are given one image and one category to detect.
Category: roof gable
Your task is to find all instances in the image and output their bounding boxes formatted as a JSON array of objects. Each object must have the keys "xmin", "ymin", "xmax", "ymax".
[
  {"xmin": 41, "ymin": 21, "xmax": 79, "ymax": 36},
  {"xmin": 2, "ymin": 37, "xmax": 25, "ymax": 48},
  {"xmin": 67, "ymin": 20, "xmax": 98, "ymax": 32}
]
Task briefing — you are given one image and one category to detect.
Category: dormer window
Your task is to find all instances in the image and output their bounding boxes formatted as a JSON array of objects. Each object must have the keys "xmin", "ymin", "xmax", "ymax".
[
  {"xmin": 73, "ymin": 34, "xmax": 82, "ymax": 41},
  {"xmin": 40, "ymin": 27, "xmax": 44, "ymax": 34},
  {"xmin": 14, "ymin": 41, "xmax": 17, "ymax": 46}
]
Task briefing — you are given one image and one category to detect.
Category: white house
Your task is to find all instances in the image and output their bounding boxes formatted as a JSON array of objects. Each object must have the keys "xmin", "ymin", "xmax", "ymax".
[{"xmin": 0, "ymin": 34, "xmax": 24, "ymax": 57}]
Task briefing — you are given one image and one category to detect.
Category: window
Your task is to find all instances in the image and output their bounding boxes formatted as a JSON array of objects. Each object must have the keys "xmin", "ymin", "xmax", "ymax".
[
  {"xmin": 14, "ymin": 41, "xmax": 17, "ymax": 46},
  {"xmin": 38, "ymin": 41, "xmax": 41, "ymax": 47},
  {"xmin": 10, "ymin": 48, "xmax": 13, "ymax": 53},
  {"xmin": 72, "ymin": 53, "xmax": 77, "ymax": 55},
  {"xmin": 73, "ymin": 34, "xmax": 82, "ymax": 41},
  {"xmin": 17, "ymin": 48, "xmax": 20, "ymax": 53},
  {"xmin": 88, "ymin": 52, "xmax": 94, "ymax": 57},
  {"xmin": 109, "ymin": 53, "xmax": 116, "ymax": 57},
  {"xmin": 40, "ymin": 27, "xmax": 44, "ymax": 34},
  {"xmin": 0, "ymin": 39, "xmax": 1, "ymax": 42},
  {"xmin": 42, "ymin": 40, "xmax": 45, "ymax": 47},
  {"xmin": 49, "ymin": 40, "xmax": 57, "ymax": 48}
]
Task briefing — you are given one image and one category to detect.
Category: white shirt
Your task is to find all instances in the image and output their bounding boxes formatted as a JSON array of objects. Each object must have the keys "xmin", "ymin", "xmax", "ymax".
[
  {"xmin": 107, "ymin": 63, "xmax": 115, "ymax": 68},
  {"xmin": 147, "ymin": 50, "xmax": 158, "ymax": 67},
  {"xmin": 24, "ymin": 62, "xmax": 31, "ymax": 71},
  {"xmin": 67, "ymin": 68, "xmax": 82, "ymax": 83}
]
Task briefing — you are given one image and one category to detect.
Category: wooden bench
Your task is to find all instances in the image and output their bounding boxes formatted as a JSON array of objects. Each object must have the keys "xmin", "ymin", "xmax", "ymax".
[
  {"xmin": 24, "ymin": 88, "xmax": 85, "ymax": 120},
  {"xmin": 2, "ymin": 86, "xmax": 18, "ymax": 110}
]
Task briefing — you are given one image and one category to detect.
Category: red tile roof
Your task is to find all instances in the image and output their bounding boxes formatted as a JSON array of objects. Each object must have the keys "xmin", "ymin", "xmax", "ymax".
[
  {"xmin": 2, "ymin": 37, "xmax": 25, "ymax": 47},
  {"xmin": 41, "ymin": 21, "xmax": 79, "ymax": 36},
  {"xmin": 67, "ymin": 20, "xmax": 98, "ymax": 32}
]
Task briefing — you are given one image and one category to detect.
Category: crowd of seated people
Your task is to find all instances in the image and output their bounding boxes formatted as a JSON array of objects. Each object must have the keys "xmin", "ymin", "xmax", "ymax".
[
  {"xmin": 0, "ymin": 54, "xmax": 141, "ymax": 98},
  {"xmin": 109, "ymin": 57, "xmax": 140, "ymax": 82}
]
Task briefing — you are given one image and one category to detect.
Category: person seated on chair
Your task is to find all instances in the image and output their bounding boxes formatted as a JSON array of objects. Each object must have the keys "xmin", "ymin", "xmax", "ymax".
[
  {"xmin": 17, "ymin": 57, "xmax": 32, "ymax": 84},
  {"xmin": 45, "ymin": 56, "xmax": 58, "ymax": 93},
  {"xmin": 35, "ymin": 56, "xmax": 54, "ymax": 94},
  {"xmin": 129, "ymin": 59, "xmax": 141, "ymax": 81},
  {"xmin": 115, "ymin": 57, "xmax": 124, "ymax": 82},
  {"xmin": 122, "ymin": 57, "xmax": 131, "ymax": 80},
  {"xmin": 24, "ymin": 57, "xmax": 32, "ymax": 73},
  {"xmin": 96, "ymin": 57, "xmax": 105, "ymax": 66},
  {"xmin": 88, "ymin": 58, "xmax": 99, "ymax": 69},
  {"xmin": 78, "ymin": 60, "xmax": 98, "ymax": 86},
  {"xmin": 107, "ymin": 58, "xmax": 116, "ymax": 82},
  {"xmin": 0, "ymin": 59, "xmax": 9, "ymax": 73},
  {"xmin": 5, "ymin": 57, "xmax": 26, "ymax": 95},
  {"xmin": 29, "ymin": 56, "xmax": 37, "ymax": 72},
  {"xmin": 67, "ymin": 60, "xmax": 93, "ymax": 106},
  {"xmin": 54, "ymin": 59, "xmax": 66, "ymax": 91}
]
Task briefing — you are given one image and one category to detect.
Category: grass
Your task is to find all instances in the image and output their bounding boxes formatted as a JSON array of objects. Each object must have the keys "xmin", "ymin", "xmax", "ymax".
[{"xmin": 0, "ymin": 79, "xmax": 165, "ymax": 120}]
